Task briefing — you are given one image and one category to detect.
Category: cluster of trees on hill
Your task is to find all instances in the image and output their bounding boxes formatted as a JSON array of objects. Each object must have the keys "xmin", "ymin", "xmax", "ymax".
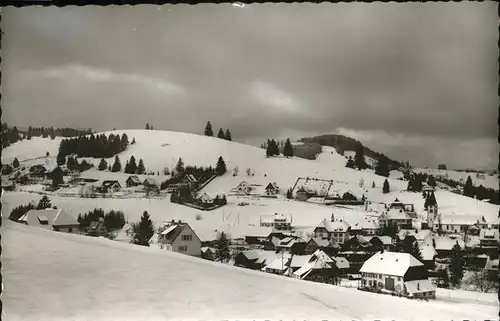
[
  {"xmin": 8, "ymin": 196, "xmax": 54, "ymax": 221},
  {"xmin": 204, "ymin": 121, "xmax": 232, "ymax": 141},
  {"xmin": 57, "ymin": 133, "xmax": 129, "ymax": 164},
  {"xmin": 26, "ymin": 126, "xmax": 93, "ymax": 139},
  {"xmin": 301, "ymin": 134, "xmax": 402, "ymax": 169},
  {"xmin": 262, "ymin": 138, "xmax": 294, "ymax": 157},
  {"xmin": 346, "ymin": 142, "xmax": 391, "ymax": 178},
  {"xmin": 66, "ymin": 156, "xmax": 93, "ymax": 172},
  {"xmin": 1, "ymin": 123, "xmax": 23, "ymax": 148},
  {"xmin": 160, "ymin": 157, "xmax": 226, "ymax": 190},
  {"xmin": 77, "ymin": 208, "xmax": 126, "ymax": 231}
]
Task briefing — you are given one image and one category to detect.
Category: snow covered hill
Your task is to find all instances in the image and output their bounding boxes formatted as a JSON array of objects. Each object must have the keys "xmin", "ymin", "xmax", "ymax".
[
  {"xmin": 3, "ymin": 221, "xmax": 496, "ymax": 321},
  {"xmin": 413, "ymin": 167, "xmax": 499, "ymax": 190}
]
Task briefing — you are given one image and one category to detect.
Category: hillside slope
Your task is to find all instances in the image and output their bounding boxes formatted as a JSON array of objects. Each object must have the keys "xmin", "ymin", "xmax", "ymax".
[{"xmin": 2, "ymin": 221, "xmax": 496, "ymax": 321}]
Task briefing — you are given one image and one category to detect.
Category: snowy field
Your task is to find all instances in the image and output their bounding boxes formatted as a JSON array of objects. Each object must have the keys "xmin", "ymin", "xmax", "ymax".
[
  {"xmin": 3, "ymin": 221, "xmax": 497, "ymax": 321},
  {"xmin": 413, "ymin": 167, "xmax": 499, "ymax": 190}
]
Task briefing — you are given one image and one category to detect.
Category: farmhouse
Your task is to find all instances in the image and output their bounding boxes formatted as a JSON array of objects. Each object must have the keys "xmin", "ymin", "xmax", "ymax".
[
  {"xmin": 304, "ymin": 237, "xmax": 338, "ymax": 255},
  {"xmin": 350, "ymin": 219, "xmax": 379, "ymax": 236},
  {"xmin": 19, "ymin": 208, "xmax": 79, "ymax": 234},
  {"xmin": 99, "ymin": 180, "xmax": 121, "ymax": 193},
  {"xmin": 479, "ymin": 228, "xmax": 499, "ymax": 248},
  {"xmin": 85, "ymin": 218, "xmax": 108, "ymax": 237},
  {"xmin": 264, "ymin": 182, "xmax": 280, "ymax": 196},
  {"xmin": 314, "ymin": 216, "xmax": 351, "ymax": 245},
  {"xmin": 359, "ymin": 251, "xmax": 436, "ymax": 299},
  {"xmin": 126, "ymin": 175, "xmax": 142, "ymax": 187},
  {"xmin": 234, "ymin": 181, "xmax": 252, "ymax": 195},
  {"xmin": 368, "ymin": 236, "xmax": 394, "ymax": 251},
  {"xmin": 263, "ymin": 252, "xmax": 292, "ymax": 275},
  {"xmin": 292, "ymin": 250, "xmax": 339, "ymax": 281},
  {"xmin": 295, "ymin": 185, "xmax": 315, "ymax": 201},
  {"xmin": 143, "ymin": 177, "xmax": 158, "ymax": 188},
  {"xmin": 155, "ymin": 220, "xmax": 202, "ymax": 257},
  {"xmin": 433, "ymin": 215, "xmax": 485, "ymax": 234},
  {"xmin": 275, "ymin": 237, "xmax": 307, "ymax": 255}
]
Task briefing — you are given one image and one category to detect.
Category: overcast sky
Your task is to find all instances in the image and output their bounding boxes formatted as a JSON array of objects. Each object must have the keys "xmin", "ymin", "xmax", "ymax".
[{"xmin": 2, "ymin": 3, "xmax": 498, "ymax": 169}]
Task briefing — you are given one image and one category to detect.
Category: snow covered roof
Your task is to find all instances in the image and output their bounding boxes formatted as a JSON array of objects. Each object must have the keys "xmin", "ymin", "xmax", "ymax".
[
  {"xmin": 289, "ymin": 255, "xmax": 313, "ymax": 268},
  {"xmin": 19, "ymin": 209, "xmax": 79, "ymax": 229},
  {"xmin": 383, "ymin": 208, "xmax": 411, "ymax": 220},
  {"xmin": 255, "ymin": 251, "xmax": 279, "ymax": 265},
  {"xmin": 351, "ymin": 219, "xmax": 379, "ymax": 231},
  {"xmin": 102, "ymin": 180, "xmax": 121, "ymax": 187},
  {"xmin": 239, "ymin": 250, "xmax": 260, "ymax": 261},
  {"xmin": 404, "ymin": 279, "xmax": 435, "ymax": 294},
  {"xmin": 438, "ymin": 215, "xmax": 480, "ymax": 226},
  {"xmin": 479, "ymin": 228, "xmax": 499, "ymax": 240},
  {"xmin": 360, "ymin": 251, "xmax": 423, "ymax": 277},
  {"xmin": 331, "ymin": 256, "xmax": 350, "ymax": 269},
  {"xmin": 265, "ymin": 252, "xmax": 292, "ymax": 271},
  {"xmin": 127, "ymin": 175, "xmax": 141, "ymax": 183},
  {"xmin": 185, "ymin": 174, "xmax": 198, "ymax": 183},
  {"xmin": 419, "ymin": 244, "xmax": 437, "ymax": 261},
  {"xmin": 370, "ymin": 236, "xmax": 393, "ymax": 246},
  {"xmin": 265, "ymin": 182, "xmax": 279, "ymax": 190},
  {"xmin": 198, "ymin": 193, "xmax": 214, "ymax": 203},
  {"xmin": 200, "ymin": 247, "xmax": 215, "ymax": 254},
  {"xmin": 398, "ymin": 229, "xmax": 432, "ymax": 242},
  {"xmin": 293, "ymin": 250, "xmax": 333, "ymax": 278},
  {"xmin": 432, "ymin": 237, "xmax": 465, "ymax": 251},
  {"xmin": 317, "ymin": 219, "xmax": 350, "ymax": 232},
  {"xmin": 308, "ymin": 237, "xmax": 331, "ymax": 248},
  {"xmin": 161, "ymin": 225, "xmax": 178, "ymax": 235},
  {"xmin": 143, "ymin": 177, "xmax": 158, "ymax": 185}
]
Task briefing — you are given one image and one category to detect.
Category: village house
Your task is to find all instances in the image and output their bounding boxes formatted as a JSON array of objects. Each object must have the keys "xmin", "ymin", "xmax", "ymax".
[
  {"xmin": 304, "ymin": 237, "xmax": 338, "ymax": 255},
  {"xmin": 260, "ymin": 213, "xmax": 293, "ymax": 231},
  {"xmin": 398, "ymin": 229, "xmax": 433, "ymax": 245},
  {"xmin": 292, "ymin": 250, "xmax": 339, "ymax": 281},
  {"xmin": 155, "ymin": 220, "xmax": 202, "ymax": 257},
  {"xmin": 126, "ymin": 175, "xmax": 142, "ymax": 187},
  {"xmin": 314, "ymin": 215, "xmax": 351, "ymax": 245},
  {"xmin": 359, "ymin": 251, "xmax": 436, "ymax": 299},
  {"xmin": 98, "ymin": 180, "xmax": 121, "ymax": 193},
  {"xmin": 263, "ymin": 252, "xmax": 292, "ymax": 275},
  {"xmin": 264, "ymin": 182, "xmax": 280, "ymax": 196},
  {"xmin": 368, "ymin": 236, "xmax": 394, "ymax": 251},
  {"xmin": 200, "ymin": 247, "xmax": 216, "ymax": 261},
  {"xmin": 85, "ymin": 218, "xmax": 108, "ymax": 237},
  {"xmin": 479, "ymin": 228, "xmax": 499, "ymax": 248},
  {"xmin": 197, "ymin": 193, "xmax": 214, "ymax": 207},
  {"xmin": 378, "ymin": 208, "xmax": 412, "ymax": 231},
  {"xmin": 295, "ymin": 185, "xmax": 316, "ymax": 201},
  {"xmin": 234, "ymin": 181, "xmax": 252, "ymax": 195},
  {"xmin": 490, "ymin": 217, "xmax": 500, "ymax": 230},
  {"xmin": 275, "ymin": 237, "xmax": 307, "ymax": 255},
  {"xmin": 433, "ymin": 214, "xmax": 485, "ymax": 235},
  {"xmin": 424, "ymin": 236, "xmax": 465, "ymax": 258},
  {"xmin": 350, "ymin": 219, "xmax": 379, "ymax": 236},
  {"xmin": 387, "ymin": 198, "xmax": 417, "ymax": 218},
  {"xmin": 19, "ymin": 208, "xmax": 80, "ymax": 233},
  {"xmin": 234, "ymin": 250, "xmax": 264, "ymax": 269},
  {"xmin": 418, "ymin": 243, "xmax": 437, "ymax": 270}
]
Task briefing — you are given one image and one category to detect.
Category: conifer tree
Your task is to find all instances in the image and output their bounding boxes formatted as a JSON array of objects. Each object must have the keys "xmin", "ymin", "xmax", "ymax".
[
  {"xmin": 136, "ymin": 159, "xmax": 146, "ymax": 174},
  {"xmin": 36, "ymin": 196, "xmax": 52, "ymax": 210},
  {"xmin": 120, "ymin": 133, "xmax": 129, "ymax": 151},
  {"xmin": 283, "ymin": 138, "xmax": 294, "ymax": 158},
  {"xmin": 51, "ymin": 167, "xmax": 64, "ymax": 186},
  {"xmin": 132, "ymin": 211, "xmax": 155, "ymax": 246},
  {"xmin": 27, "ymin": 126, "xmax": 33, "ymax": 140},
  {"xmin": 124, "ymin": 161, "xmax": 130, "ymax": 174},
  {"xmin": 372, "ymin": 181, "xmax": 376, "ymax": 188},
  {"xmin": 216, "ymin": 156, "xmax": 227, "ymax": 176},
  {"xmin": 98, "ymin": 158, "xmax": 108, "ymax": 171},
  {"xmin": 214, "ymin": 231, "xmax": 231, "ymax": 263},
  {"xmin": 111, "ymin": 156, "xmax": 122, "ymax": 172},
  {"xmin": 175, "ymin": 158, "xmax": 185, "ymax": 175},
  {"xmin": 217, "ymin": 128, "xmax": 225, "ymax": 139},
  {"xmin": 448, "ymin": 243, "xmax": 465, "ymax": 287},
  {"xmin": 13, "ymin": 157, "xmax": 20, "ymax": 168},
  {"xmin": 131, "ymin": 137, "xmax": 136, "ymax": 145},
  {"xmin": 270, "ymin": 139, "xmax": 280, "ymax": 156},
  {"xmin": 345, "ymin": 156, "xmax": 355, "ymax": 169},
  {"xmin": 427, "ymin": 175, "xmax": 437, "ymax": 187},
  {"xmin": 128, "ymin": 156, "xmax": 137, "ymax": 174},
  {"xmin": 463, "ymin": 176, "xmax": 474, "ymax": 198},
  {"xmin": 204, "ymin": 121, "xmax": 214, "ymax": 136},
  {"xmin": 265, "ymin": 139, "xmax": 273, "ymax": 157},
  {"xmin": 383, "ymin": 179, "xmax": 390, "ymax": 194},
  {"xmin": 375, "ymin": 156, "xmax": 390, "ymax": 177},
  {"xmin": 49, "ymin": 127, "xmax": 56, "ymax": 140},
  {"xmin": 354, "ymin": 142, "xmax": 367, "ymax": 170},
  {"xmin": 225, "ymin": 129, "xmax": 232, "ymax": 141},
  {"xmin": 145, "ymin": 123, "xmax": 150, "ymax": 130}
]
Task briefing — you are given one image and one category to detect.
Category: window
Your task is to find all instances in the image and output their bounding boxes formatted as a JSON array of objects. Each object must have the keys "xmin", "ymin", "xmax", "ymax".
[
  {"xmin": 68, "ymin": 228, "xmax": 73, "ymax": 233},
  {"xmin": 398, "ymin": 277, "xmax": 401, "ymax": 281},
  {"xmin": 182, "ymin": 235, "xmax": 192, "ymax": 241},
  {"xmin": 178, "ymin": 246, "xmax": 188, "ymax": 252}
]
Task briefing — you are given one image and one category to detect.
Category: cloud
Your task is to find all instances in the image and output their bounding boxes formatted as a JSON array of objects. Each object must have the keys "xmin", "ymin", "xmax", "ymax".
[
  {"xmin": 17, "ymin": 64, "xmax": 185, "ymax": 95},
  {"xmin": 249, "ymin": 81, "xmax": 299, "ymax": 113}
]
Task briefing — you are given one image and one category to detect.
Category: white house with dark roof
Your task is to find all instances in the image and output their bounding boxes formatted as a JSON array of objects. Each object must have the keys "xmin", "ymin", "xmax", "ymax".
[
  {"xmin": 19, "ymin": 208, "xmax": 80, "ymax": 233},
  {"xmin": 152, "ymin": 220, "xmax": 202, "ymax": 257},
  {"xmin": 264, "ymin": 182, "xmax": 280, "ymax": 195},
  {"xmin": 359, "ymin": 251, "xmax": 435, "ymax": 299}
]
